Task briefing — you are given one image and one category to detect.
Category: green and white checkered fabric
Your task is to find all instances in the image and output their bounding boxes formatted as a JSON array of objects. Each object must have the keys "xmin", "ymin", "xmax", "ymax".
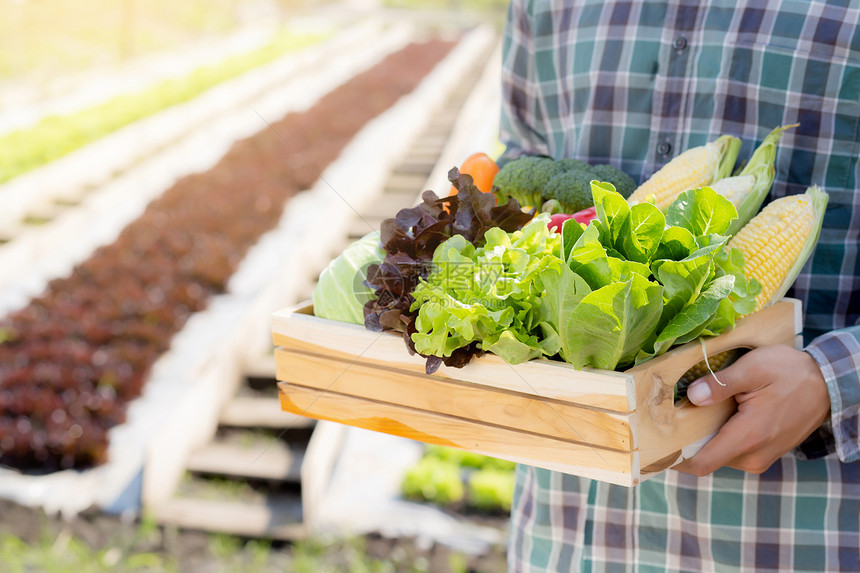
[{"xmin": 501, "ymin": 1, "xmax": 860, "ymax": 570}]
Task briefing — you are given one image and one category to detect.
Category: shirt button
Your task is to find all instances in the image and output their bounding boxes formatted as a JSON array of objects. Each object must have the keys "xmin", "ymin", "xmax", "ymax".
[
  {"xmin": 672, "ymin": 36, "xmax": 688, "ymax": 51},
  {"xmin": 657, "ymin": 141, "xmax": 672, "ymax": 156}
]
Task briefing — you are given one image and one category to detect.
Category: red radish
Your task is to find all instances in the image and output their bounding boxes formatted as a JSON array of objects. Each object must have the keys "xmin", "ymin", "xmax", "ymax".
[
  {"xmin": 548, "ymin": 213, "xmax": 573, "ymax": 233},
  {"xmin": 572, "ymin": 206, "xmax": 597, "ymax": 225}
]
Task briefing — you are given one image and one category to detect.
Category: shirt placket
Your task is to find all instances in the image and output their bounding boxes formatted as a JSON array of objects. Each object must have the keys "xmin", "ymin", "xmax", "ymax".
[{"xmin": 647, "ymin": 0, "xmax": 703, "ymax": 177}]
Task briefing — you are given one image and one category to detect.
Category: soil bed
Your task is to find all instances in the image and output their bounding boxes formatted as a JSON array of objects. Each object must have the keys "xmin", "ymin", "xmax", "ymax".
[{"xmin": 0, "ymin": 498, "xmax": 508, "ymax": 572}]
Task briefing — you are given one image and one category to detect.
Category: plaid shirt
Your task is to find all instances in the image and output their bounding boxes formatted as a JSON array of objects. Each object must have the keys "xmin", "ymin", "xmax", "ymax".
[{"xmin": 502, "ymin": 1, "xmax": 860, "ymax": 571}]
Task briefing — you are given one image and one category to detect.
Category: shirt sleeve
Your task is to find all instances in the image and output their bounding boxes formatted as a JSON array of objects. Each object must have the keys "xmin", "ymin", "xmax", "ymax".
[
  {"xmin": 804, "ymin": 325, "xmax": 860, "ymax": 463},
  {"xmin": 499, "ymin": 0, "xmax": 550, "ymax": 165}
]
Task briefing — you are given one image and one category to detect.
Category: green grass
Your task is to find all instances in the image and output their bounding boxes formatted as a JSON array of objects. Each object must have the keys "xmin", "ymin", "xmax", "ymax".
[
  {"xmin": 0, "ymin": 28, "xmax": 326, "ymax": 184},
  {"xmin": 0, "ymin": 525, "xmax": 474, "ymax": 573},
  {"xmin": 0, "ymin": 529, "xmax": 174, "ymax": 573},
  {"xmin": 175, "ymin": 471, "xmax": 262, "ymax": 503},
  {"xmin": 289, "ymin": 537, "xmax": 397, "ymax": 573}
]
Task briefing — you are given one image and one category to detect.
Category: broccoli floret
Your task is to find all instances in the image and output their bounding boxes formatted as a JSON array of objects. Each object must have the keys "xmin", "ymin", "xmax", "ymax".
[
  {"xmin": 556, "ymin": 158, "xmax": 590, "ymax": 172},
  {"xmin": 590, "ymin": 164, "xmax": 637, "ymax": 199},
  {"xmin": 491, "ymin": 156, "xmax": 563, "ymax": 208},
  {"xmin": 542, "ymin": 170, "xmax": 595, "ymax": 213}
]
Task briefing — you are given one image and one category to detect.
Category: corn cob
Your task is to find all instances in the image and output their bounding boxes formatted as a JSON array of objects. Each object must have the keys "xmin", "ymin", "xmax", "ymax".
[
  {"xmin": 712, "ymin": 124, "xmax": 797, "ymax": 236},
  {"xmin": 728, "ymin": 185, "xmax": 827, "ymax": 310},
  {"xmin": 682, "ymin": 350, "xmax": 734, "ymax": 382},
  {"xmin": 627, "ymin": 135, "xmax": 741, "ymax": 210},
  {"xmin": 710, "ymin": 174, "xmax": 756, "ymax": 207},
  {"xmin": 681, "ymin": 185, "xmax": 828, "ymax": 383}
]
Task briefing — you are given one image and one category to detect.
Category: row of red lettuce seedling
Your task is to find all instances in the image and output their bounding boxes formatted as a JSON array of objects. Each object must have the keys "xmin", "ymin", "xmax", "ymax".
[{"xmin": 0, "ymin": 39, "xmax": 455, "ymax": 472}]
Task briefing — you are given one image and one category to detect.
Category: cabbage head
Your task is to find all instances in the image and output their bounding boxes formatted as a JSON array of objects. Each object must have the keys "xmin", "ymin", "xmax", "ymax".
[{"xmin": 312, "ymin": 231, "xmax": 384, "ymax": 324}]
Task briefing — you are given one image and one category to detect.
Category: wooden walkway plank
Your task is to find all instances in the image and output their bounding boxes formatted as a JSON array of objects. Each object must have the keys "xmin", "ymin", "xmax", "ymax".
[
  {"xmin": 242, "ymin": 354, "xmax": 277, "ymax": 379},
  {"xmin": 220, "ymin": 398, "xmax": 314, "ymax": 429},
  {"xmin": 221, "ymin": 395, "xmax": 314, "ymax": 429},
  {"xmin": 154, "ymin": 496, "xmax": 306, "ymax": 540},
  {"xmin": 187, "ymin": 440, "xmax": 304, "ymax": 482}
]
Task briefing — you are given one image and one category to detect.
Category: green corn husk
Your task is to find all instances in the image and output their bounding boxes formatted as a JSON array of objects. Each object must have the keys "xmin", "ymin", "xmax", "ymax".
[
  {"xmin": 721, "ymin": 124, "xmax": 797, "ymax": 236},
  {"xmin": 713, "ymin": 134, "xmax": 744, "ymax": 181}
]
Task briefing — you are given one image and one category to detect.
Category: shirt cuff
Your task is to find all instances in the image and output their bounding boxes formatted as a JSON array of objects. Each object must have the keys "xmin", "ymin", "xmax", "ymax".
[{"xmin": 804, "ymin": 326, "xmax": 860, "ymax": 463}]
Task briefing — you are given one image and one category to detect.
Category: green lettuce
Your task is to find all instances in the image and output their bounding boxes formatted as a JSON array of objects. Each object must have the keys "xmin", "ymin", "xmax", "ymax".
[
  {"xmin": 541, "ymin": 182, "xmax": 759, "ymax": 370},
  {"xmin": 407, "ymin": 182, "xmax": 760, "ymax": 372},
  {"xmin": 541, "ymin": 258, "xmax": 663, "ymax": 369},
  {"xmin": 410, "ymin": 216, "xmax": 561, "ymax": 365}
]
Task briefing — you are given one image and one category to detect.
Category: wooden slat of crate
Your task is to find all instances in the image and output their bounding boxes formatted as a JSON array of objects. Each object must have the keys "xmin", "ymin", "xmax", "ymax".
[
  {"xmin": 272, "ymin": 299, "xmax": 802, "ymax": 486},
  {"xmin": 271, "ymin": 309, "xmax": 635, "ymax": 413},
  {"xmin": 278, "ymin": 382, "xmax": 636, "ymax": 485},
  {"xmin": 275, "ymin": 348, "xmax": 635, "ymax": 451}
]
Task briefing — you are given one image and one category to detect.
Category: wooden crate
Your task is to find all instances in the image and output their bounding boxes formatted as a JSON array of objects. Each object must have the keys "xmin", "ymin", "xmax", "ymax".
[{"xmin": 271, "ymin": 299, "xmax": 802, "ymax": 487}]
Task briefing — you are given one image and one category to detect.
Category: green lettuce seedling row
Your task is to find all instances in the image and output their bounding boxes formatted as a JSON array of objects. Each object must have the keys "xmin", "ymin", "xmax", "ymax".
[{"xmin": 0, "ymin": 30, "xmax": 325, "ymax": 184}]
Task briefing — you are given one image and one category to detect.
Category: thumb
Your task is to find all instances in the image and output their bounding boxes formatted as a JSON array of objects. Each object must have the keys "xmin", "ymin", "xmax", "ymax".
[{"xmin": 686, "ymin": 359, "xmax": 748, "ymax": 406}]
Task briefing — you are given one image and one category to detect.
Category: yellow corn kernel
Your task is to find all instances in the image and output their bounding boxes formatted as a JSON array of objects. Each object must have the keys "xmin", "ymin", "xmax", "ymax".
[
  {"xmin": 728, "ymin": 194, "xmax": 815, "ymax": 312},
  {"xmin": 627, "ymin": 135, "xmax": 740, "ymax": 210},
  {"xmin": 627, "ymin": 146, "xmax": 718, "ymax": 210},
  {"xmin": 683, "ymin": 349, "xmax": 734, "ymax": 382}
]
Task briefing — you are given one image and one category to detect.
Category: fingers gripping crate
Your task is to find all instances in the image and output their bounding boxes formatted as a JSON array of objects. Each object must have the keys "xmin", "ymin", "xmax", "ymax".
[{"xmin": 271, "ymin": 299, "xmax": 802, "ymax": 486}]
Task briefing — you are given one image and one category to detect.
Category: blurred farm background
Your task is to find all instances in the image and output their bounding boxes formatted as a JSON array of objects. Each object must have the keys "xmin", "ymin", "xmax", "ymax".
[{"xmin": 0, "ymin": 0, "xmax": 513, "ymax": 570}]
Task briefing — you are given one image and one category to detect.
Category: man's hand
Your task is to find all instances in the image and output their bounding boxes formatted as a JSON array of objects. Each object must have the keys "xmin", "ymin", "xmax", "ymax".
[{"xmin": 674, "ymin": 344, "xmax": 831, "ymax": 476}]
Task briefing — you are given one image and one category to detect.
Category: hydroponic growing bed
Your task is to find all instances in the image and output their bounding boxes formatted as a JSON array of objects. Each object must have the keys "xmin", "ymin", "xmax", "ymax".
[{"xmin": 0, "ymin": 38, "xmax": 456, "ymax": 473}]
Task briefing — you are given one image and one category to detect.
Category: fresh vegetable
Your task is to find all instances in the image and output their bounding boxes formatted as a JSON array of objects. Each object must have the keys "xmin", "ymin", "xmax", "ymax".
[
  {"xmin": 711, "ymin": 124, "xmax": 796, "ymax": 236},
  {"xmin": 364, "ymin": 137, "xmax": 822, "ymax": 381},
  {"xmin": 627, "ymin": 135, "xmax": 742, "ymax": 210},
  {"xmin": 448, "ymin": 152, "xmax": 499, "ymax": 196},
  {"xmin": 571, "ymin": 206, "xmax": 597, "ymax": 225},
  {"xmin": 401, "ymin": 457, "xmax": 464, "ymax": 505},
  {"xmin": 467, "ymin": 468, "xmax": 516, "ymax": 512},
  {"xmin": 549, "ymin": 206, "xmax": 612, "ymax": 250},
  {"xmin": 410, "ymin": 215, "xmax": 562, "ymax": 369},
  {"xmin": 541, "ymin": 169, "xmax": 595, "ymax": 213},
  {"xmin": 728, "ymin": 185, "xmax": 828, "ymax": 312},
  {"xmin": 364, "ymin": 168, "xmax": 533, "ymax": 371},
  {"xmin": 548, "ymin": 213, "xmax": 574, "ymax": 233},
  {"xmin": 493, "ymin": 155, "xmax": 636, "ymax": 213},
  {"xmin": 541, "ymin": 199, "xmax": 565, "ymax": 215},
  {"xmin": 408, "ymin": 181, "xmax": 759, "ymax": 372},
  {"xmin": 547, "ymin": 207, "xmax": 597, "ymax": 232},
  {"xmin": 680, "ymin": 185, "xmax": 828, "ymax": 386},
  {"xmin": 312, "ymin": 231, "xmax": 384, "ymax": 325},
  {"xmin": 492, "ymin": 156, "xmax": 563, "ymax": 208},
  {"xmin": 556, "ymin": 158, "xmax": 590, "ymax": 172},
  {"xmin": 590, "ymin": 164, "xmax": 636, "ymax": 198},
  {"xmin": 541, "ymin": 182, "xmax": 759, "ymax": 370}
]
